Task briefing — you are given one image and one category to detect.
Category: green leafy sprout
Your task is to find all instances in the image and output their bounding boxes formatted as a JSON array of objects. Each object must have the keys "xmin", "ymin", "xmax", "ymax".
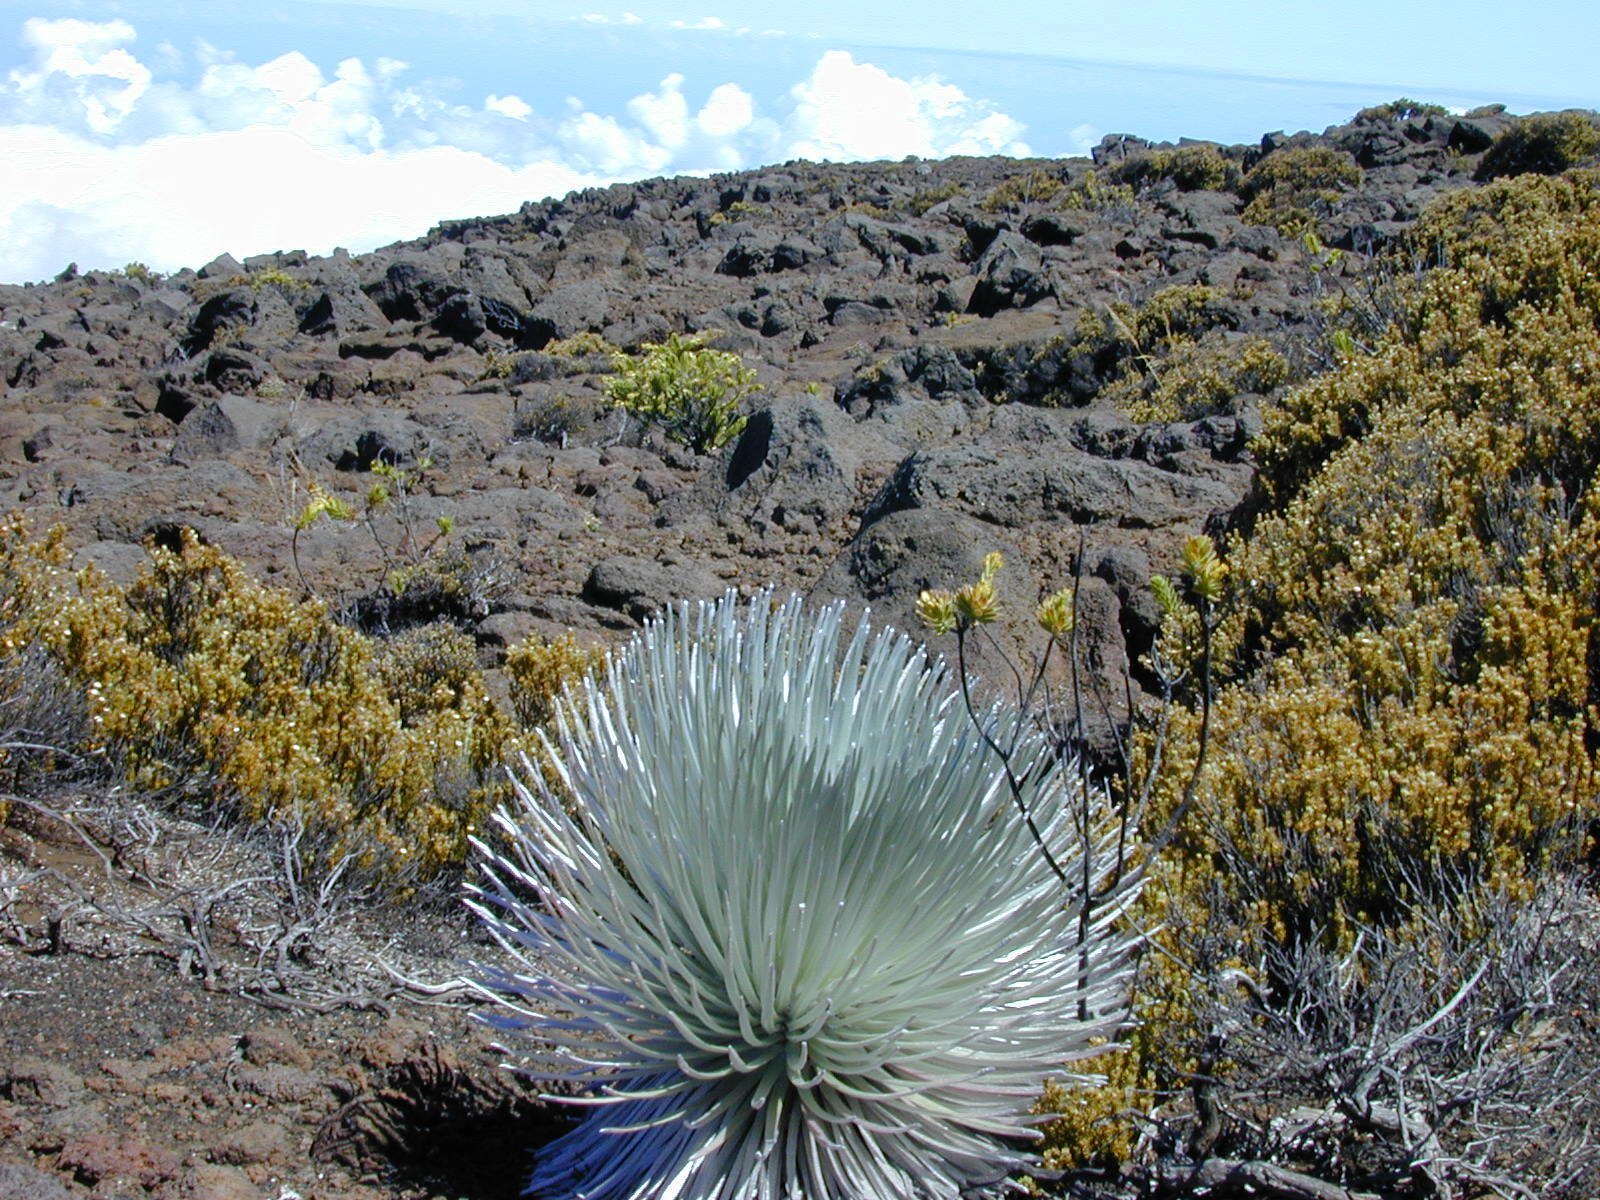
[{"xmin": 605, "ymin": 332, "xmax": 758, "ymax": 454}]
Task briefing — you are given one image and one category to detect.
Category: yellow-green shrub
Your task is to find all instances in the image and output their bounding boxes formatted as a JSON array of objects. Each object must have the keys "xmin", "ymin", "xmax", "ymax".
[
  {"xmin": 1476, "ymin": 111, "xmax": 1600, "ymax": 181},
  {"xmin": 1112, "ymin": 143, "xmax": 1237, "ymax": 192},
  {"xmin": 906, "ymin": 180, "xmax": 964, "ymax": 214},
  {"xmin": 606, "ymin": 332, "xmax": 757, "ymax": 453},
  {"xmin": 1124, "ymin": 284, "xmax": 1226, "ymax": 346},
  {"xmin": 1058, "ymin": 172, "xmax": 1137, "ymax": 214},
  {"xmin": 1239, "ymin": 146, "xmax": 1362, "ymax": 234},
  {"xmin": 1080, "ymin": 285, "xmax": 1290, "ymax": 420},
  {"xmin": 1109, "ymin": 332, "xmax": 1287, "ymax": 422},
  {"xmin": 1354, "ymin": 97, "xmax": 1449, "ymax": 123},
  {"xmin": 0, "ymin": 524, "xmax": 82, "ymax": 821},
  {"xmin": 981, "ymin": 169, "xmax": 1064, "ymax": 211},
  {"xmin": 0, "ymin": 522, "xmax": 614, "ymax": 881},
  {"xmin": 503, "ymin": 633, "xmax": 610, "ymax": 803},
  {"xmin": 1039, "ymin": 169, "xmax": 1600, "ymax": 1164},
  {"xmin": 544, "ymin": 331, "xmax": 613, "ymax": 357},
  {"xmin": 505, "ymin": 633, "xmax": 609, "ymax": 730}
]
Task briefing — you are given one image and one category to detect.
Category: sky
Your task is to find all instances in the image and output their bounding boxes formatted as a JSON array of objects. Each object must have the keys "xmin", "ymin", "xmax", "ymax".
[{"xmin": 3, "ymin": 1, "xmax": 1597, "ymax": 284}]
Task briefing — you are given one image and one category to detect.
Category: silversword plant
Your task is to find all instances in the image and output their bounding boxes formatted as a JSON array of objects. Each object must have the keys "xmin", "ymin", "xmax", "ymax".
[{"xmin": 471, "ymin": 592, "xmax": 1139, "ymax": 1200}]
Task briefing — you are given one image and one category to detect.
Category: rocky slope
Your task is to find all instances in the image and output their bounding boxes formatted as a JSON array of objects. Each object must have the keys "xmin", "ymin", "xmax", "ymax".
[
  {"xmin": 0, "ymin": 105, "xmax": 1526, "ymax": 703},
  {"xmin": 0, "ymin": 100, "xmax": 1573, "ymax": 1199}
]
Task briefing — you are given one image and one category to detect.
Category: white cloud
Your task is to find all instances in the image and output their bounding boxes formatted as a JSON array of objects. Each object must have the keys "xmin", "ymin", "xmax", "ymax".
[
  {"xmin": 670, "ymin": 17, "xmax": 727, "ymax": 31},
  {"xmin": 559, "ymin": 109, "xmax": 671, "ymax": 176},
  {"xmin": 697, "ymin": 83, "xmax": 753, "ymax": 138},
  {"xmin": 485, "ymin": 93, "xmax": 533, "ymax": 121},
  {"xmin": 0, "ymin": 122, "xmax": 594, "ymax": 281},
  {"xmin": 1064, "ymin": 122, "xmax": 1101, "ymax": 155},
  {"xmin": 627, "ymin": 73, "xmax": 690, "ymax": 150},
  {"xmin": 0, "ymin": 20, "xmax": 1034, "ymax": 282},
  {"xmin": 786, "ymin": 50, "xmax": 1029, "ymax": 161},
  {"xmin": 9, "ymin": 17, "xmax": 151, "ymax": 136}
]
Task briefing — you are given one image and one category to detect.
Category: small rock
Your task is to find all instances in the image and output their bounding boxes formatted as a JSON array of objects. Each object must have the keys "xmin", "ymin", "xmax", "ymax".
[
  {"xmin": 58, "ymin": 1132, "xmax": 180, "ymax": 1188},
  {"xmin": 99, "ymin": 1058, "xmax": 154, "ymax": 1088},
  {"xmin": 150, "ymin": 1036, "xmax": 222, "ymax": 1073},
  {"xmin": 170, "ymin": 395, "xmax": 277, "ymax": 459},
  {"xmin": 581, "ymin": 555, "xmax": 725, "ymax": 623},
  {"xmin": 474, "ymin": 610, "xmax": 540, "ymax": 650},
  {"xmin": 230, "ymin": 1065, "xmax": 325, "ymax": 1105},
  {"xmin": 30, "ymin": 1101, "xmax": 108, "ymax": 1150},
  {"xmin": 197, "ymin": 253, "xmax": 242, "ymax": 280},
  {"xmin": 633, "ymin": 469, "xmax": 682, "ymax": 504},
  {"xmin": 0, "ymin": 1161, "xmax": 76, "ymax": 1200},
  {"xmin": 4, "ymin": 1057, "xmax": 85, "ymax": 1107},
  {"xmin": 208, "ymin": 1120, "xmax": 294, "ymax": 1167},
  {"xmin": 156, "ymin": 1163, "xmax": 261, "ymax": 1200},
  {"xmin": 239, "ymin": 1027, "xmax": 312, "ymax": 1071}
]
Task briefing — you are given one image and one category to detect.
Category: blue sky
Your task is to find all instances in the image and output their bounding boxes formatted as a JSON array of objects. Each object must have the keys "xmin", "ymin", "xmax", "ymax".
[{"xmin": 4, "ymin": 0, "xmax": 1596, "ymax": 283}]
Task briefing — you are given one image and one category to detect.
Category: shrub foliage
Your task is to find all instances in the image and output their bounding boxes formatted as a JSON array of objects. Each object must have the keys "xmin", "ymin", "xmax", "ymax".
[
  {"xmin": 606, "ymin": 332, "xmax": 757, "ymax": 453},
  {"xmin": 0, "ymin": 521, "xmax": 604, "ymax": 880},
  {"xmin": 1036, "ymin": 169, "xmax": 1600, "ymax": 1180},
  {"xmin": 1239, "ymin": 146, "xmax": 1362, "ymax": 234},
  {"xmin": 1476, "ymin": 111, "xmax": 1600, "ymax": 181}
]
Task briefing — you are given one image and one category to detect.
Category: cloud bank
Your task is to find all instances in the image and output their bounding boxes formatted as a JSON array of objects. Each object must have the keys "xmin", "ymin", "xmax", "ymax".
[{"xmin": 1, "ymin": 18, "xmax": 1041, "ymax": 282}]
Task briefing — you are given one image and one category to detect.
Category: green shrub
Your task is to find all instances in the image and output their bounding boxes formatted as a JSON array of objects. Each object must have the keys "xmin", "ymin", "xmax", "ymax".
[
  {"xmin": 605, "ymin": 331, "xmax": 756, "ymax": 453},
  {"xmin": 0, "ymin": 519, "xmax": 607, "ymax": 882},
  {"xmin": 1034, "ymin": 169, "xmax": 1600, "ymax": 1173},
  {"xmin": 504, "ymin": 633, "xmax": 607, "ymax": 729},
  {"xmin": 542, "ymin": 331, "xmax": 612, "ymax": 357},
  {"xmin": 1475, "ymin": 111, "xmax": 1600, "ymax": 180},
  {"xmin": 706, "ymin": 199, "xmax": 770, "ymax": 225},
  {"xmin": 1126, "ymin": 283, "xmax": 1226, "ymax": 346},
  {"xmin": 230, "ymin": 267, "xmax": 309, "ymax": 292},
  {"xmin": 1109, "ymin": 333, "xmax": 1288, "ymax": 422},
  {"xmin": 1182, "ymin": 169, "xmax": 1600, "ymax": 935},
  {"xmin": 1354, "ymin": 97, "xmax": 1449, "ymax": 123},
  {"xmin": 1240, "ymin": 146, "xmax": 1362, "ymax": 234},
  {"xmin": 477, "ymin": 348, "xmax": 527, "ymax": 380},
  {"xmin": 1112, "ymin": 143, "xmax": 1237, "ymax": 192},
  {"xmin": 980, "ymin": 168, "xmax": 1064, "ymax": 211},
  {"xmin": 906, "ymin": 179, "xmax": 965, "ymax": 214},
  {"xmin": 1058, "ymin": 171, "xmax": 1138, "ymax": 214}
]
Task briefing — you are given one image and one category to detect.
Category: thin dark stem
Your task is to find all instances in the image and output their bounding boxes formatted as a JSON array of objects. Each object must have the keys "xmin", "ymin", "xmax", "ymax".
[
  {"xmin": 290, "ymin": 527, "xmax": 313, "ymax": 600},
  {"xmin": 1068, "ymin": 544, "xmax": 1096, "ymax": 1022},
  {"xmin": 955, "ymin": 628, "xmax": 1068, "ymax": 884},
  {"xmin": 1146, "ymin": 598, "xmax": 1215, "ymax": 860}
]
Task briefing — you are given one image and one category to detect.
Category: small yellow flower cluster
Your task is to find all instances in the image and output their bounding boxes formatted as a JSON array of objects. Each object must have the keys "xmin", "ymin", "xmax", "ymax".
[
  {"xmin": 916, "ymin": 552, "xmax": 1005, "ymax": 634},
  {"xmin": 294, "ymin": 484, "xmax": 354, "ymax": 531},
  {"xmin": 1180, "ymin": 535, "xmax": 1227, "ymax": 603},
  {"xmin": 1035, "ymin": 587, "xmax": 1076, "ymax": 638}
]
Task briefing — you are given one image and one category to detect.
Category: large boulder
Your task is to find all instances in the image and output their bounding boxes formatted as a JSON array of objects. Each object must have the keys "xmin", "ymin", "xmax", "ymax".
[
  {"xmin": 863, "ymin": 438, "xmax": 1236, "ymax": 530},
  {"xmin": 526, "ymin": 280, "xmax": 613, "ymax": 345},
  {"xmin": 813, "ymin": 506, "xmax": 1132, "ymax": 760},
  {"xmin": 299, "ymin": 410, "xmax": 431, "ymax": 471},
  {"xmin": 170, "ymin": 394, "xmax": 281, "ymax": 459},
  {"xmin": 968, "ymin": 231, "xmax": 1053, "ymax": 315},
  {"xmin": 810, "ymin": 506, "xmax": 1036, "ymax": 692},
  {"xmin": 581, "ymin": 554, "xmax": 725, "ymax": 624},
  {"xmin": 661, "ymin": 393, "xmax": 901, "ymax": 536}
]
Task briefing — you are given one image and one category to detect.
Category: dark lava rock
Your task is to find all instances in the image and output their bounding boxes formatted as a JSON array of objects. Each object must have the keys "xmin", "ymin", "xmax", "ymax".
[
  {"xmin": 581, "ymin": 555, "xmax": 725, "ymax": 623},
  {"xmin": 864, "ymin": 434, "xmax": 1237, "ymax": 531}
]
